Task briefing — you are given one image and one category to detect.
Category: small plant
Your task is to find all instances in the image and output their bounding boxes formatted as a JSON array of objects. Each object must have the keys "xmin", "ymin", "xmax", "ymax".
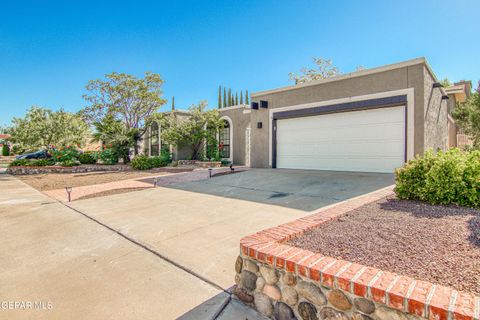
[
  {"xmin": 99, "ymin": 148, "xmax": 118, "ymax": 165},
  {"xmin": 2, "ymin": 144, "xmax": 10, "ymax": 156},
  {"xmin": 131, "ymin": 155, "xmax": 153, "ymax": 170},
  {"xmin": 9, "ymin": 159, "xmax": 29, "ymax": 166},
  {"xmin": 61, "ymin": 159, "xmax": 78, "ymax": 167},
  {"xmin": 79, "ymin": 151, "xmax": 97, "ymax": 164},
  {"xmin": 395, "ymin": 149, "xmax": 480, "ymax": 208},
  {"xmin": 51, "ymin": 146, "xmax": 80, "ymax": 162},
  {"xmin": 31, "ymin": 159, "xmax": 54, "ymax": 166}
]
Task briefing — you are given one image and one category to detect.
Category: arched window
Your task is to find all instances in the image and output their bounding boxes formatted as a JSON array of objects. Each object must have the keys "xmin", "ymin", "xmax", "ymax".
[
  {"xmin": 219, "ymin": 119, "xmax": 230, "ymax": 159},
  {"xmin": 150, "ymin": 122, "xmax": 159, "ymax": 156}
]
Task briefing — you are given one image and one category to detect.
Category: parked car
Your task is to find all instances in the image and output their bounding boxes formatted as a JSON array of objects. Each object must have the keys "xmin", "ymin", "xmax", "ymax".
[{"xmin": 15, "ymin": 149, "xmax": 51, "ymax": 160}]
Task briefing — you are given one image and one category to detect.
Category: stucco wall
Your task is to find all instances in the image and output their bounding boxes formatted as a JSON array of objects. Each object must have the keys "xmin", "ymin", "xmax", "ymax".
[
  {"xmin": 250, "ymin": 64, "xmax": 427, "ymax": 168},
  {"xmin": 219, "ymin": 105, "xmax": 251, "ymax": 165},
  {"xmin": 423, "ymin": 66, "xmax": 448, "ymax": 151}
]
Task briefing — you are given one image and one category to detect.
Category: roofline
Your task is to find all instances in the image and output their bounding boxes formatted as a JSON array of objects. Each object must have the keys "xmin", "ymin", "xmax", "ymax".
[
  {"xmin": 251, "ymin": 57, "xmax": 444, "ymax": 97},
  {"xmin": 218, "ymin": 104, "xmax": 250, "ymax": 112}
]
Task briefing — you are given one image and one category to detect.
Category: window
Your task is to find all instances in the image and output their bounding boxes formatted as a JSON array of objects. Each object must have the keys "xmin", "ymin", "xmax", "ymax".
[
  {"xmin": 219, "ymin": 120, "xmax": 230, "ymax": 159},
  {"xmin": 150, "ymin": 122, "xmax": 159, "ymax": 156}
]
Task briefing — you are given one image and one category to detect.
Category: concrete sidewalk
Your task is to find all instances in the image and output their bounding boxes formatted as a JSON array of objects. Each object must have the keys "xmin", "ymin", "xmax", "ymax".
[{"xmin": 0, "ymin": 175, "xmax": 267, "ymax": 319}]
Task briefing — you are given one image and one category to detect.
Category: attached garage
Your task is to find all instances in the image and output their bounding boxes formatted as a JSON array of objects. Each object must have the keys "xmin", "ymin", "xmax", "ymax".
[{"xmin": 274, "ymin": 106, "xmax": 406, "ymax": 173}]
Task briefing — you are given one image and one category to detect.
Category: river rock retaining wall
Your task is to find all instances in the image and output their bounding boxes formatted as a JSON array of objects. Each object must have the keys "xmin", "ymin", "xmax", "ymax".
[
  {"xmin": 234, "ymin": 187, "xmax": 480, "ymax": 320},
  {"xmin": 7, "ymin": 164, "xmax": 133, "ymax": 175}
]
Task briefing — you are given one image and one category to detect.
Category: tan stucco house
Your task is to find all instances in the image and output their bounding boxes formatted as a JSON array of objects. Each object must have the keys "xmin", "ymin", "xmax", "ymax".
[{"xmin": 219, "ymin": 57, "xmax": 454, "ymax": 173}]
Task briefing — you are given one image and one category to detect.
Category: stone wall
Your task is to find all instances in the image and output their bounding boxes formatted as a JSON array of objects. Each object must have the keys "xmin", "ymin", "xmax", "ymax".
[
  {"xmin": 177, "ymin": 160, "xmax": 222, "ymax": 168},
  {"xmin": 234, "ymin": 187, "xmax": 479, "ymax": 320}
]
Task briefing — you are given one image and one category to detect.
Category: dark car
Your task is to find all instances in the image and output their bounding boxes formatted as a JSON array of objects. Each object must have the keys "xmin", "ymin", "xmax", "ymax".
[{"xmin": 15, "ymin": 149, "xmax": 51, "ymax": 160}]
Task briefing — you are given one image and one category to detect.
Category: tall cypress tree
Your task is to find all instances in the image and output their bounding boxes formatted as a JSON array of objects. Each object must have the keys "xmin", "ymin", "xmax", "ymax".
[
  {"xmin": 228, "ymin": 88, "xmax": 232, "ymax": 107},
  {"xmin": 218, "ymin": 86, "xmax": 222, "ymax": 109},
  {"xmin": 235, "ymin": 92, "xmax": 239, "ymax": 105},
  {"xmin": 245, "ymin": 90, "xmax": 249, "ymax": 105},
  {"xmin": 172, "ymin": 96, "xmax": 175, "ymax": 110},
  {"xmin": 223, "ymin": 88, "xmax": 227, "ymax": 108},
  {"xmin": 240, "ymin": 90, "xmax": 244, "ymax": 105}
]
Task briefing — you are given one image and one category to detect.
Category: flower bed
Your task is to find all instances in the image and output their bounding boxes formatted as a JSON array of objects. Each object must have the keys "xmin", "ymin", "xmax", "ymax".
[{"xmin": 234, "ymin": 187, "xmax": 480, "ymax": 320}]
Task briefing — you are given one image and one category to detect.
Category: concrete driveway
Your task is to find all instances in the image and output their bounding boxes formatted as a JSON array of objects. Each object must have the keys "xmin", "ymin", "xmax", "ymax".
[
  {"xmin": 1, "ymin": 169, "xmax": 393, "ymax": 319},
  {"xmin": 168, "ymin": 168, "xmax": 394, "ymax": 211}
]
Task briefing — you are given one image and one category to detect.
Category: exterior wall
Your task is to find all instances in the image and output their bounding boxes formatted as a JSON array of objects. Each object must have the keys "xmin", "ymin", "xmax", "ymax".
[
  {"xmin": 423, "ymin": 66, "xmax": 448, "ymax": 151},
  {"xmin": 219, "ymin": 105, "xmax": 251, "ymax": 165},
  {"xmin": 250, "ymin": 64, "xmax": 428, "ymax": 168}
]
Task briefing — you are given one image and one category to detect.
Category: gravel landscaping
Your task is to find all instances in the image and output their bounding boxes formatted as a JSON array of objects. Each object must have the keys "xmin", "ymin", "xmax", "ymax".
[
  {"xmin": 287, "ymin": 196, "xmax": 480, "ymax": 295},
  {"xmin": 18, "ymin": 171, "xmax": 170, "ymax": 191}
]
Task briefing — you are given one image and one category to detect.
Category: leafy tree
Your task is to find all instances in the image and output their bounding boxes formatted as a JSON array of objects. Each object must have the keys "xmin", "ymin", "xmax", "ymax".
[
  {"xmin": 8, "ymin": 106, "xmax": 89, "ymax": 152},
  {"xmin": 171, "ymin": 96, "xmax": 175, "ymax": 111},
  {"xmin": 245, "ymin": 90, "xmax": 249, "ymax": 105},
  {"xmin": 289, "ymin": 57, "xmax": 341, "ymax": 84},
  {"xmin": 91, "ymin": 115, "xmax": 137, "ymax": 163},
  {"xmin": 223, "ymin": 87, "xmax": 227, "ymax": 108},
  {"xmin": 440, "ymin": 78, "xmax": 452, "ymax": 88},
  {"xmin": 82, "ymin": 72, "xmax": 166, "ymax": 155},
  {"xmin": 240, "ymin": 90, "xmax": 244, "ymax": 105},
  {"xmin": 452, "ymin": 83, "xmax": 480, "ymax": 148},
  {"xmin": 218, "ymin": 86, "xmax": 222, "ymax": 109},
  {"xmin": 159, "ymin": 101, "xmax": 224, "ymax": 160}
]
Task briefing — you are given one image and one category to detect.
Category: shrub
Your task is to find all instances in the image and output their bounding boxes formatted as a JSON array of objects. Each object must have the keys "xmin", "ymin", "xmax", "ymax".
[
  {"xmin": 79, "ymin": 152, "xmax": 97, "ymax": 164},
  {"xmin": 395, "ymin": 149, "xmax": 480, "ymax": 208},
  {"xmin": 61, "ymin": 159, "xmax": 78, "ymax": 167},
  {"xmin": 2, "ymin": 144, "xmax": 10, "ymax": 156},
  {"xmin": 131, "ymin": 155, "xmax": 153, "ymax": 170},
  {"xmin": 99, "ymin": 148, "xmax": 118, "ymax": 165},
  {"xmin": 51, "ymin": 146, "xmax": 80, "ymax": 162},
  {"xmin": 149, "ymin": 150, "xmax": 171, "ymax": 168},
  {"xmin": 30, "ymin": 159, "xmax": 55, "ymax": 166},
  {"xmin": 9, "ymin": 159, "xmax": 28, "ymax": 166}
]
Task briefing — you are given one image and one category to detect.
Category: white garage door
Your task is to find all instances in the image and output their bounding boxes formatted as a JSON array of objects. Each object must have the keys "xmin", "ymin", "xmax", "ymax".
[{"xmin": 275, "ymin": 106, "xmax": 405, "ymax": 173}]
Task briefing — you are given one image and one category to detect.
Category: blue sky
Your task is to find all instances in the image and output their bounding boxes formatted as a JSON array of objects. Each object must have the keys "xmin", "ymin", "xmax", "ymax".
[{"xmin": 1, "ymin": 0, "xmax": 478, "ymax": 126}]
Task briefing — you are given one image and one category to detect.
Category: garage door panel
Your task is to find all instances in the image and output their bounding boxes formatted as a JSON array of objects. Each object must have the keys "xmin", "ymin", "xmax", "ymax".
[{"xmin": 276, "ymin": 106, "xmax": 405, "ymax": 173}]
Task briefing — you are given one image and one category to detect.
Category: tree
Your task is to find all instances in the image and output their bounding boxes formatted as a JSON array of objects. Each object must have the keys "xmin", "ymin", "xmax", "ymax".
[
  {"xmin": 245, "ymin": 90, "xmax": 249, "ymax": 105},
  {"xmin": 171, "ymin": 96, "xmax": 175, "ymax": 111},
  {"xmin": 8, "ymin": 106, "xmax": 89, "ymax": 153},
  {"xmin": 440, "ymin": 78, "xmax": 452, "ymax": 88},
  {"xmin": 289, "ymin": 57, "xmax": 341, "ymax": 84},
  {"xmin": 240, "ymin": 90, "xmax": 244, "ymax": 105},
  {"xmin": 91, "ymin": 115, "xmax": 136, "ymax": 163},
  {"xmin": 223, "ymin": 87, "xmax": 227, "ymax": 108},
  {"xmin": 159, "ymin": 101, "xmax": 224, "ymax": 160},
  {"xmin": 82, "ymin": 72, "xmax": 166, "ymax": 155},
  {"xmin": 227, "ymin": 88, "xmax": 232, "ymax": 107},
  {"xmin": 235, "ymin": 92, "xmax": 239, "ymax": 105},
  {"xmin": 452, "ymin": 82, "xmax": 480, "ymax": 148},
  {"xmin": 218, "ymin": 86, "xmax": 222, "ymax": 109}
]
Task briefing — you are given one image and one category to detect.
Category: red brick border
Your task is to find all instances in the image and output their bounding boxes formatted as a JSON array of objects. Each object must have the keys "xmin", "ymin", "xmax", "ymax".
[{"xmin": 239, "ymin": 187, "xmax": 480, "ymax": 320}]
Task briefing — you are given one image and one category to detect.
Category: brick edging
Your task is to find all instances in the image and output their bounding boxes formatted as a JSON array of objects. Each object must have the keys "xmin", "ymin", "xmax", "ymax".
[{"xmin": 239, "ymin": 187, "xmax": 480, "ymax": 320}]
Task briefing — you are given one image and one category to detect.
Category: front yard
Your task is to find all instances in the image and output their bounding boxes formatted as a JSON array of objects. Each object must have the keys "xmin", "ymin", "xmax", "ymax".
[{"xmin": 287, "ymin": 195, "xmax": 480, "ymax": 295}]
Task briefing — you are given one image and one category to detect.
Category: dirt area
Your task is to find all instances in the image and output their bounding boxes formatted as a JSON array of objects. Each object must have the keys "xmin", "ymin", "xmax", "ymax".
[
  {"xmin": 18, "ymin": 171, "xmax": 169, "ymax": 191},
  {"xmin": 76, "ymin": 187, "xmax": 150, "ymax": 200},
  {"xmin": 287, "ymin": 196, "xmax": 480, "ymax": 295}
]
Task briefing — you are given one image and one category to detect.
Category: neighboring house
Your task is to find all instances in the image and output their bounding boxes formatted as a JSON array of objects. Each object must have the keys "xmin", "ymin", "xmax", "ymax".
[
  {"xmin": 0, "ymin": 134, "xmax": 11, "ymax": 149},
  {"xmin": 445, "ymin": 80, "xmax": 473, "ymax": 148},
  {"xmin": 224, "ymin": 57, "xmax": 451, "ymax": 173}
]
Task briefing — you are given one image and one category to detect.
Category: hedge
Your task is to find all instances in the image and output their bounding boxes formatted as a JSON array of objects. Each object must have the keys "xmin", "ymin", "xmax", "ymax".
[{"xmin": 395, "ymin": 149, "xmax": 480, "ymax": 208}]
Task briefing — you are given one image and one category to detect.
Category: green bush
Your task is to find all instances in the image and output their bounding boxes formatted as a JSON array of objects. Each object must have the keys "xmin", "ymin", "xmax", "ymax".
[
  {"xmin": 131, "ymin": 155, "xmax": 153, "ymax": 170},
  {"xmin": 2, "ymin": 144, "xmax": 10, "ymax": 156},
  {"xmin": 9, "ymin": 159, "xmax": 29, "ymax": 166},
  {"xmin": 29, "ymin": 159, "xmax": 54, "ymax": 166},
  {"xmin": 79, "ymin": 152, "xmax": 97, "ymax": 164},
  {"xmin": 148, "ymin": 151, "xmax": 171, "ymax": 168},
  {"xmin": 51, "ymin": 146, "xmax": 80, "ymax": 162},
  {"xmin": 395, "ymin": 149, "xmax": 480, "ymax": 208},
  {"xmin": 61, "ymin": 159, "xmax": 78, "ymax": 167},
  {"xmin": 99, "ymin": 148, "xmax": 118, "ymax": 165}
]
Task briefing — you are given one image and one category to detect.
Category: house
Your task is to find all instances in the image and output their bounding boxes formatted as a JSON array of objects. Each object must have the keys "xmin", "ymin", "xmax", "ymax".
[
  {"xmin": 445, "ymin": 80, "xmax": 473, "ymax": 148},
  {"xmin": 220, "ymin": 57, "xmax": 451, "ymax": 173}
]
